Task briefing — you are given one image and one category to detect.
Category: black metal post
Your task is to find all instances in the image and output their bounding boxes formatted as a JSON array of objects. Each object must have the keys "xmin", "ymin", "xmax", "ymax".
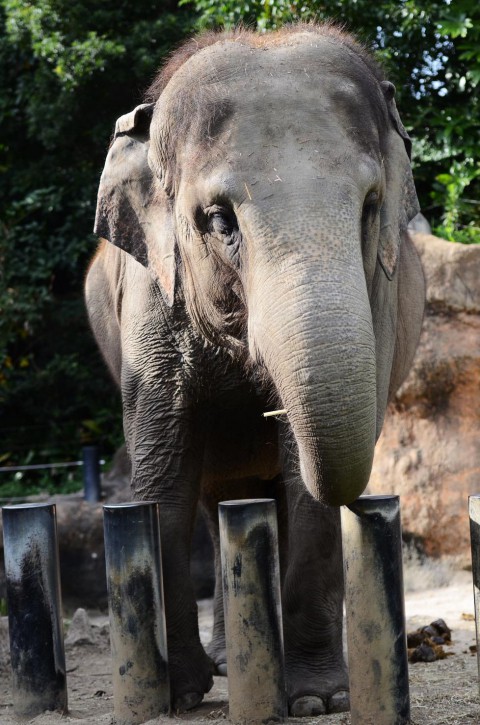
[
  {"xmin": 341, "ymin": 494, "xmax": 410, "ymax": 725},
  {"xmin": 103, "ymin": 502, "xmax": 170, "ymax": 724},
  {"xmin": 469, "ymin": 494, "xmax": 480, "ymax": 694},
  {"xmin": 219, "ymin": 498, "xmax": 287, "ymax": 724},
  {"xmin": 82, "ymin": 445, "xmax": 101, "ymax": 502},
  {"xmin": 2, "ymin": 503, "xmax": 67, "ymax": 717}
]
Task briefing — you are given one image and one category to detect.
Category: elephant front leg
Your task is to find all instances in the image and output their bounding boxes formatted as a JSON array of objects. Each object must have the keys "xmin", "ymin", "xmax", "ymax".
[
  {"xmin": 281, "ymin": 482, "xmax": 349, "ymax": 716},
  {"xmin": 125, "ymin": 401, "xmax": 214, "ymax": 711},
  {"xmin": 157, "ymin": 489, "xmax": 215, "ymax": 710}
]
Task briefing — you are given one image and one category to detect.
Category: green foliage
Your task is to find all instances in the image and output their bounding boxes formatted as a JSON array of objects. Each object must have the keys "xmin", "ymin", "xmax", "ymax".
[
  {"xmin": 0, "ymin": 467, "xmax": 84, "ymax": 500},
  {"xmin": 4, "ymin": 0, "xmax": 126, "ymax": 91},
  {"xmin": 433, "ymin": 160, "xmax": 480, "ymax": 243},
  {"xmin": 0, "ymin": 0, "xmax": 194, "ymax": 489}
]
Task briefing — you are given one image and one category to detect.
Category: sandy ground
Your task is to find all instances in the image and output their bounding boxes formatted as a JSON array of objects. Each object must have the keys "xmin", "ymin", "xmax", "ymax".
[{"xmin": 0, "ymin": 565, "xmax": 479, "ymax": 725}]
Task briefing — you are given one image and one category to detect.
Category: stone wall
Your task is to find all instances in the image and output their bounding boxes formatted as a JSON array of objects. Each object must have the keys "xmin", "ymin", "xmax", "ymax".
[{"xmin": 370, "ymin": 233, "xmax": 480, "ymax": 562}]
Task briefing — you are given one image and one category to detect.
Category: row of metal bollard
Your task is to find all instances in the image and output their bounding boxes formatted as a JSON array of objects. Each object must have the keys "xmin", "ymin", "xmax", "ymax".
[
  {"xmin": 2, "ymin": 495, "xmax": 480, "ymax": 724},
  {"xmin": 221, "ymin": 496, "xmax": 410, "ymax": 724}
]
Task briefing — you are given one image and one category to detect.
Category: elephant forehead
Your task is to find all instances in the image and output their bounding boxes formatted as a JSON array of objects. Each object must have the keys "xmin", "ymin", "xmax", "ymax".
[
  {"xmin": 154, "ymin": 37, "xmax": 385, "ymax": 145},
  {"xmin": 162, "ymin": 34, "xmax": 374, "ymax": 89},
  {"xmin": 149, "ymin": 36, "xmax": 387, "ymax": 199},
  {"xmin": 175, "ymin": 90, "xmax": 381, "ymax": 195}
]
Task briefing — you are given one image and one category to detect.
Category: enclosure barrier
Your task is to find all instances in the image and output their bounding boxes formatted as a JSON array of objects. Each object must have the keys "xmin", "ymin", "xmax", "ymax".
[
  {"xmin": 219, "ymin": 498, "xmax": 287, "ymax": 724},
  {"xmin": 103, "ymin": 502, "xmax": 170, "ymax": 725},
  {"xmin": 1, "ymin": 493, "xmax": 415, "ymax": 724},
  {"xmin": 341, "ymin": 494, "xmax": 410, "ymax": 725},
  {"xmin": 2, "ymin": 502, "xmax": 67, "ymax": 717},
  {"xmin": 469, "ymin": 494, "xmax": 480, "ymax": 693},
  {"xmin": 0, "ymin": 446, "xmax": 103, "ymax": 503},
  {"xmin": 82, "ymin": 445, "xmax": 102, "ymax": 502}
]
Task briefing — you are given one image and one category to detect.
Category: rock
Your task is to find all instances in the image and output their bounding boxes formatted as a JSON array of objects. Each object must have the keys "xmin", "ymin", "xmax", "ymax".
[
  {"xmin": 65, "ymin": 608, "xmax": 96, "ymax": 646},
  {"xmin": 370, "ymin": 233, "xmax": 480, "ymax": 561},
  {"xmin": 408, "ymin": 213, "xmax": 432, "ymax": 235},
  {"xmin": 414, "ymin": 232, "xmax": 480, "ymax": 313}
]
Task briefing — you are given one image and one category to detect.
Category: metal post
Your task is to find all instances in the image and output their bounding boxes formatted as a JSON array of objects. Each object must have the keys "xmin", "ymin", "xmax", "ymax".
[
  {"xmin": 469, "ymin": 494, "xmax": 480, "ymax": 694},
  {"xmin": 219, "ymin": 498, "xmax": 287, "ymax": 724},
  {"xmin": 2, "ymin": 503, "xmax": 67, "ymax": 717},
  {"xmin": 82, "ymin": 445, "xmax": 101, "ymax": 502},
  {"xmin": 341, "ymin": 495, "xmax": 410, "ymax": 725},
  {"xmin": 103, "ymin": 502, "xmax": 170, "ymax": 724}
]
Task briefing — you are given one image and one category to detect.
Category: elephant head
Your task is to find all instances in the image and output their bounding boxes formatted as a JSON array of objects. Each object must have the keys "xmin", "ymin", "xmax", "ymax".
[{"xmin": 94, "ymin": 25, "xmax": 425, "ymax": 506}]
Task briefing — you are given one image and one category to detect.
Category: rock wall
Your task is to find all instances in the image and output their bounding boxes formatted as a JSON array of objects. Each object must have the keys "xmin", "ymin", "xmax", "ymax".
[{"xmin": 370, "ymin": 233, "xmax": 480, "ymax": 561}]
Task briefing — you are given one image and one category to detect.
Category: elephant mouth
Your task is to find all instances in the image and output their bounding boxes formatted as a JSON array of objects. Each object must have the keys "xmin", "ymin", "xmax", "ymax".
[
  {"xmin": 246, "ymin": 358, "xmax": 302, "ymax": 470},
  {"xmin": 246, "ymin": 356, "xmax": 283, "ymax": 407}
]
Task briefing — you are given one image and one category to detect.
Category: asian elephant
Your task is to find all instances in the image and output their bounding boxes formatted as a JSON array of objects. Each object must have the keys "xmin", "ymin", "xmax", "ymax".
[{"xmin": 85, "ymin": 24, "xmax": 425, "ymax": 716}]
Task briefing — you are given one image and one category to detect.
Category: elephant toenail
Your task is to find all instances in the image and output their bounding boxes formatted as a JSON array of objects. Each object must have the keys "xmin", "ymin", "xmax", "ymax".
[
  {"xmin": 289, "ymin": 695, "xmax": 327, "ymax": 717},
  {"xmin": 174, "ymin": 691, "xmax": 204, "ymax": 711},
  {"xmin": 216, "ymin": 662, "xmax": 228, "ymax": 676},
  {"xmin": 327, "ymin": 690, "xmax": 350, "ymax": 713}
]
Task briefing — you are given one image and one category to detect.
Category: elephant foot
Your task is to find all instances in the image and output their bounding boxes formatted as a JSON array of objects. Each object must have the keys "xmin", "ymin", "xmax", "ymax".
[
  {"xmin": 328, "ymin": 690, "xmax": 350, "ymax": 713},
  {"xmin": 170, "ymin": 646, "xmax": 214, "ymax": 711},
  {"xmin": 206, "ymin": 640, "xmax": 227, "ymax": 676},
  {"xmin": 289, "ymin": 690, "xmax": 349, "ymax": 717},
  {"xmin": 289, "ymin": 695, "xmax": 326, "ymax": 717},
  {"xmin": 173, "ymin": 672, "xmax": 214, "ymax": 712},
  {"xmin": 174, "ymin": 691, "xmax": 207, "ymax": 712},
  {"xmin": 286, "ymin": 652, "xmax": 349, "ymax": 718}
]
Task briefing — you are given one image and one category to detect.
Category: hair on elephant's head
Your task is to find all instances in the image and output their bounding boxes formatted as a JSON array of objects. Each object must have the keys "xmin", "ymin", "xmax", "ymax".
[{"xmin": 94, "ymin": 24, "xmax": 425, "ymax": 506}]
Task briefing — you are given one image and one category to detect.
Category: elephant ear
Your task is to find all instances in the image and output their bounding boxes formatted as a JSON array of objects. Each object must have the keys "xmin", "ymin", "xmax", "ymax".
[
  {"xmin": 94, "ymin": 103, "xmax": 176, "ymax": 306},
  {"xmin": 387, "ymin": 229, "xmax": 425, "ymax": 399},
  {"xmin": 371, "ymin": 82, "xmax": 425, "ymax": 437},
  {"xmin": 377, "ymin": 81, "xmax": 419, "ymax": 281}
]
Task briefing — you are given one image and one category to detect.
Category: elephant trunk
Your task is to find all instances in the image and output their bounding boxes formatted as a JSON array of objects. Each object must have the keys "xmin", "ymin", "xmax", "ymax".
[{"xmin": 245, "ymin": 210, "xmax": 377, "ymax": 506}]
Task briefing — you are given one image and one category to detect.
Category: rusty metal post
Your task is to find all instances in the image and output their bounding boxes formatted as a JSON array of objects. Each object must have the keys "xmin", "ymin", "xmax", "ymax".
[
  {"xmin": 341, "ymin": 495, "xmax": 410, "ymax": 725},
  {"xmin": 2, "ymin": 503, "xmax": 67, "ymax": 717},
  {"xmin": 103, "ymin": 502, "xmax": 170, "ymax": 724},
  {"xmin": 219, "ymin": 498, "xmax": 287, "ymax": 724},
  {"xmin": 469, "ymin": 494, "xmax": 480, "ymax": 694}
]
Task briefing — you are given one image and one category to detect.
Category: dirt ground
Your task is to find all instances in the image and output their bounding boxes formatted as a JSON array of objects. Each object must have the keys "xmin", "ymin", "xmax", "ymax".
[{"xmin": 0, "ymin": 563, "xmax": 479, "ymax": 725}]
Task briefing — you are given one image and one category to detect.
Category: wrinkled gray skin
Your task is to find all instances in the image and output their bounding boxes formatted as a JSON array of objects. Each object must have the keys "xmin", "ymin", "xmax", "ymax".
[{"xmin": 85, "ymin": 27, "xmax": 425, "ymax": 716}]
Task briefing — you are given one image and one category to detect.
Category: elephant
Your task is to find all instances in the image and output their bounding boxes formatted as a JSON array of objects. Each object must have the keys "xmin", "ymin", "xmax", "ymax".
[{"xmin": 85, "ymin": 23, "xmax": 425, "ymax": 716}]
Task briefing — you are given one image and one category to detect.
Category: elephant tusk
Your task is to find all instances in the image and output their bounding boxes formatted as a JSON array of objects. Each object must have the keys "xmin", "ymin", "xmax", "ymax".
[{"xmin": 263, "ymin": 409, "xmax": 287, "ymax": 418}]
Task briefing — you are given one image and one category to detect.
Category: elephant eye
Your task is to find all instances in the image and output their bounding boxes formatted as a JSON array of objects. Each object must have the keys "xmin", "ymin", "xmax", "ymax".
[
  {"xmin": 362, "ymin": 191, "xmax": 380, "ymax": 229},
  {"xmin": 363, "ymin": 191, "xmax": 380, "ymax": 215},
  {"xmin": 204, "ymin": 205, "xmax": 238, "ymax": 243}
]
